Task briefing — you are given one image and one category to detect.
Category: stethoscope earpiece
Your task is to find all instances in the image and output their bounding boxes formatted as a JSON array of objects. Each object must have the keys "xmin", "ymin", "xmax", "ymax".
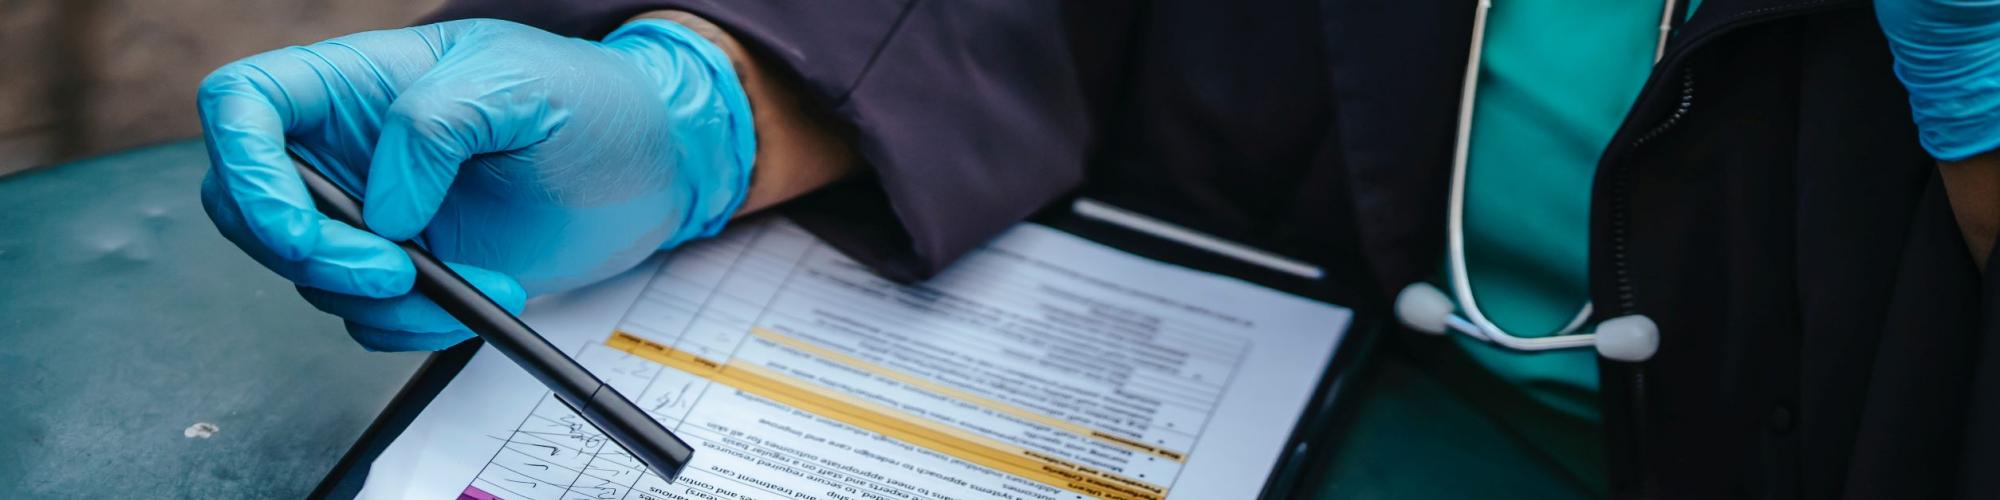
[
  {"xmin": 1394, "ymin": 283, "xmax": 1455, "ymax": 335},
  {"xmin": 1593, "ymin": 315, "xmax": 1659, "ymax": 362}
]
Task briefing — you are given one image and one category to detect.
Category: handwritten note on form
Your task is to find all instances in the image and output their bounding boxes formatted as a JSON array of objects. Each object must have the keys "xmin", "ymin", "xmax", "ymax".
[{"xmin": 360, "ymin": 217, "xmax": 1351, "ymax": 500}]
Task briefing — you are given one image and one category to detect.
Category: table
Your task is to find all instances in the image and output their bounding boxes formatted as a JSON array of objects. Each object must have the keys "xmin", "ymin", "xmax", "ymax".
[{"xmin": 0, "ymin": 141, "xmax": 425, "ymax": 498}]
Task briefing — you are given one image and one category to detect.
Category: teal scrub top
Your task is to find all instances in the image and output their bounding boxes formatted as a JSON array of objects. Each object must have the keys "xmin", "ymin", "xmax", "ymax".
[{"xmin": 1454, "ymin": 0, "xmax": 1696, "ymax": 423}]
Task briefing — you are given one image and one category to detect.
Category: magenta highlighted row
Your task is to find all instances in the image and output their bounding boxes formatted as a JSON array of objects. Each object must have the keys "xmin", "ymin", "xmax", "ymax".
[{"xmin": 458, "ymin": 485, "xmax": 504, "ymax": 500}]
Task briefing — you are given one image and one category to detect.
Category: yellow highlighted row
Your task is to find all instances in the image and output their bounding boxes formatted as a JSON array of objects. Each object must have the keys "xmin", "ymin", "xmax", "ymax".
[
  {"xmin": 746, "ymin": 327, "xmax": 1187, "ymax": 463},
  {"xmin": 605, "ymin": 331, "xmax": 1170, "ymax": 500}
]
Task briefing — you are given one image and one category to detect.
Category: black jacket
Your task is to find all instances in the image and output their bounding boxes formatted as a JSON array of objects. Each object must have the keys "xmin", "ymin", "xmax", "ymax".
[{"xmin": 426, "ymin": 0, "xmax": 1992, "ymax": 497}]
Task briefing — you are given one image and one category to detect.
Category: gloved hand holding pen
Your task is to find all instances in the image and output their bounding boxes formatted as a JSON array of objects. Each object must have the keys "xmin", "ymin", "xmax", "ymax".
[{"xmin": 196, "ymin": 18, "xmax": 755, "ymax": 351}]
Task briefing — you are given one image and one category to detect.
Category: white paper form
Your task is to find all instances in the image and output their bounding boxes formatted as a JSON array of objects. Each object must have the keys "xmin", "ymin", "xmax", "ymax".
[{"xmin": 361, "ymin": 218, "xmax": 1352, "ymax": 500}]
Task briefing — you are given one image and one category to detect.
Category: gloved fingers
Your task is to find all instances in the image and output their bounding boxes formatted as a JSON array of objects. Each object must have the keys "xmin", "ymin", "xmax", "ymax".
[
  {"xmin": 195, "ymin": 25, "xmax": 471, "ymax": 261},
  {"xmin": 201, "ymin": 171, "xmax": 415, "ymax": 298},
  {"xmin": 196, "ymin": 55, "xmax": 328, "ymax": 262},
  {"xmin": 296, "ymin": 262, "xmax": 527, "ymax": 338},
  {"xmin": 363, "ymin": 60, "xmax": 567, "ymax": 241},
  {"xmin": 343, "ymin": 321, "xmax": 477, "ymax": 353}
]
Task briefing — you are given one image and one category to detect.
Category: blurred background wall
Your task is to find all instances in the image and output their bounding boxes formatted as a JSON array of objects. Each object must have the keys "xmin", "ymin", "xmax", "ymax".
[{"xmin": 0, "ymin": 0, "xmax": 445, "ymax": 176}]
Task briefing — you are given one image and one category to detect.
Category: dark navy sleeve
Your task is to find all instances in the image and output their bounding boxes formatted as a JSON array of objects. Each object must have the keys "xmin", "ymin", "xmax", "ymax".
[{"xmin": 423, "ymin": 0, "xmax": 1093, "ymax": 281}]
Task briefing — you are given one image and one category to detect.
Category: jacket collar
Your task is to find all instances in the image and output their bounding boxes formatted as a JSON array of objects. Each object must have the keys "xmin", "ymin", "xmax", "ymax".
[{"xmin": 1663, "ymin": 0, "xmax": 1862, "ymax": 63}]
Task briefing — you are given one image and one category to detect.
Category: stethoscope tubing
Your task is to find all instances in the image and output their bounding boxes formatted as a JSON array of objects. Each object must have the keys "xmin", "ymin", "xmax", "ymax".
[{"xmin": 1438, "ymin": 0, "xmax": 1676, "ymax": 352}]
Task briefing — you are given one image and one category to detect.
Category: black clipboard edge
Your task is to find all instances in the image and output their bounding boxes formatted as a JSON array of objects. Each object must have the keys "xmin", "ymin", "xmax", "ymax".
[
  {"xmin": 1254, "ymin": 317, "xmax": 1383, "ymax": 499},
  {"xmin": 310, "ymin": 339, "xmax": 484, "ymax": 499},
  {"xmin": 314, "ymin": 204, "xmax": 1384, "ymax": 499}
]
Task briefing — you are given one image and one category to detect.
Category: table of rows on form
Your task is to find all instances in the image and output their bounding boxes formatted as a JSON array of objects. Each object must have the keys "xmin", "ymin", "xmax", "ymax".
[{"xmin": 460, "ymin": 219, "xmax": 1256, "ymax": 500}]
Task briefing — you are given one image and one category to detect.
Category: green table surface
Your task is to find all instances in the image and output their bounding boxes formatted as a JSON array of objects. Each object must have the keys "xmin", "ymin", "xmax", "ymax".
[
  {"xmin": 0, "ymin": 140, "xmax": 1584, "ymax": 499},
  {"xmin": 0, "ymin": 141, "xmax": 426, "ymax": 498}
]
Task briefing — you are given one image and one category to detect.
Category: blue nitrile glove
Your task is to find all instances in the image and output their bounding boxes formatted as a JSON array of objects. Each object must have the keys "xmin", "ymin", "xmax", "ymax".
[
  {"xmin": 196, "ymin": 19, "xmax": 755, "ymax": 351},
  {"xmin": 1879, "ymin": 0, "xmax": 2000, "ymax": 161}
]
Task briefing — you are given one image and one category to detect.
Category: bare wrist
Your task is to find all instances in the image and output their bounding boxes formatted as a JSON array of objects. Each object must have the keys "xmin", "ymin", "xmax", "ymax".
[{"xmin": 1940, "ymin": 152, "xmax": 2000, "ymax": 270}]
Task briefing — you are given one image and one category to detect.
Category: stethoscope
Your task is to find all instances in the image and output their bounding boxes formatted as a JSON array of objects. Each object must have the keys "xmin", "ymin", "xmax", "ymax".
[{"xmin": 1392, "ymin": 0, "xmax": 1681, "ymax": 363}]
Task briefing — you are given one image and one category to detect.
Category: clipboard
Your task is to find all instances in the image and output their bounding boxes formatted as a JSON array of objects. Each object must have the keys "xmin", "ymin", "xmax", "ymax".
[{"xmin": 311, "ymin": 197, "xmax": 1386, "ymax": 499}]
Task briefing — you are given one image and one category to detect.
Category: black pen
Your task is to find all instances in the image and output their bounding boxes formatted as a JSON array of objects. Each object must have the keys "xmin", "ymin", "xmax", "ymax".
[{"xmin": 285, "ymin": 151, "xmax": 695, "ymax": 481}]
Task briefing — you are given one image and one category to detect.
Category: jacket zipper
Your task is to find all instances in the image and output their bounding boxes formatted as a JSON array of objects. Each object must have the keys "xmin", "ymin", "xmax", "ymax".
[
  {"xmin": 1619, "ymin": 67, "xmax": 1694, "ymax": 311},
  {"xmin": 1607, "ymin": 66, "xmax": 1687, "ymax": 499},
  {"xmin": 1604, "ymin": 2, "xmax": 1851, "ymax": 496}
]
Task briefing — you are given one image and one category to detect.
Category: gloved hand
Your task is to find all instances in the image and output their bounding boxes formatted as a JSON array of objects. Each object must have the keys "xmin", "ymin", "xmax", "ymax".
[
  {"xmin": 196, "ymin": 18, "xmax": 755, "ymax": 351},
  {"xmin": 1878, "ymin": 0, "xmax": 2000, "ymax": 161}
]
